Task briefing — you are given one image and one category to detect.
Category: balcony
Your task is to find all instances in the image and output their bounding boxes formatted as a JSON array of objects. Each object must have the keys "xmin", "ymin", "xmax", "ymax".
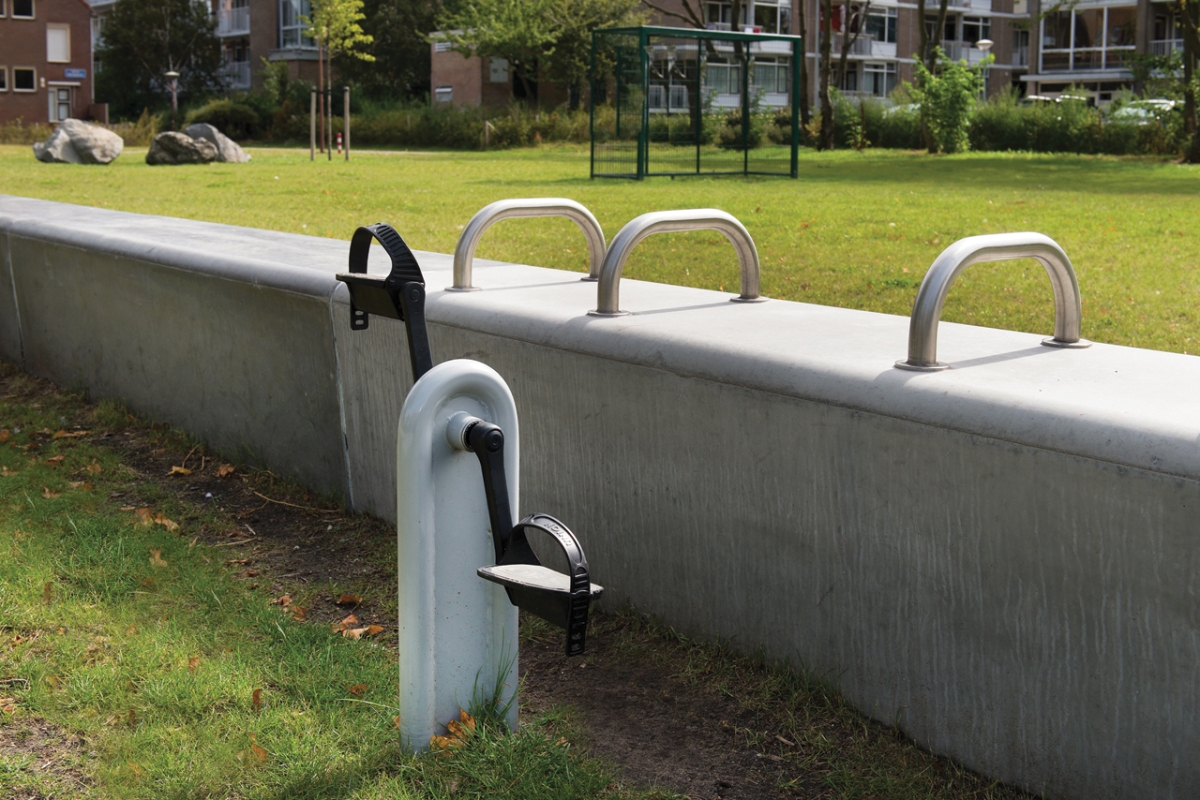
[
  {"xmin": 217, "ymin": 6, "xmax": 250, "ymax": 37},
  {"xmin": 941, "ymin": 40, "xmax": 991, "ymax": 64},
  {"xmin": 223, "ymin": 61, "xmax": 252, "ymax": 89},
  {"xmin": 947, "ymin": 0, "xmax": 991, "ymax": 9},
  {"xmin": 1152, "ymin": 38, "xmax": 1183, "ymax": 56}
]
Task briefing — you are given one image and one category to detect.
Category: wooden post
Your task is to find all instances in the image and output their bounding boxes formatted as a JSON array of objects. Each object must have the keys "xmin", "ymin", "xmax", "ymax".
[
  {"xmin": 344, "ymin": 86, "xmax": 350, "ymax": 162},
  {"xmin": 310, "ymin": 87, "xmax": 316, "ymax": 161}
]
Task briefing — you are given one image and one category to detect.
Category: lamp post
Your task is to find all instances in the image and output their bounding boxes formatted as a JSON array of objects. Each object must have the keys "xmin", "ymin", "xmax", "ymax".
[
  {"xmin": 975, "ymin": 39, "xmax": 993, "ymax": 99},
  {"xmin": 165, "ymin": 70, "xmax": 180, "ymax": 131}
]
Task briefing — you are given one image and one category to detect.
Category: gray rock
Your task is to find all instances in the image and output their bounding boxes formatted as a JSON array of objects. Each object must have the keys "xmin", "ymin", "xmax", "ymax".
[
  {"xmin": 184, "ymin": 123, "xmax": 250, "ymax": 163},
  {"xmin": 33, "ymin": 126, "xmax": 83, "ymax": 164},
  {"xmin": 59, "ymin": 119, "xmax": 124, "ymax": 164},
  {"xmin": 146, "ymin": 132, "xmax": 219, "ymax": 165}
]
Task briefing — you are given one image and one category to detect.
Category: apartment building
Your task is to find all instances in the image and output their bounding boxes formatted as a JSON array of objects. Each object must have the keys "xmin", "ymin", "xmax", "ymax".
[
  {"xmin": 432, "ymin": 0, "xmax": 1183, "ymax": 108},
  {"xmin": 0, "ymin": 0, "xmax": 97, "ymax": 125}
]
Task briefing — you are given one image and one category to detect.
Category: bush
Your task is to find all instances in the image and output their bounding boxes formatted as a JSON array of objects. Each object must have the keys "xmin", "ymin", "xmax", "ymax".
[
  {"xmin": 913, "ymin": 49, "xmax": 989, "ymax": 153},
  {"xmin": 184, "ymin": 99, "xmax": 261, "ymax": 140}
]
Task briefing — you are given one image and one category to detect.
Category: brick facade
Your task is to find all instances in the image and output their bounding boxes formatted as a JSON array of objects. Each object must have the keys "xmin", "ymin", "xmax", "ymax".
[{"xmin": 0, "ymin": 0, "xmax": 96, "ymax": 125}]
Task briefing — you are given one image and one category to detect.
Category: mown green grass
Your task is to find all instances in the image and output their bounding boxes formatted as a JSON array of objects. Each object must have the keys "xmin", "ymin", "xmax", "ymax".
[
  {"xmin": 0, "ymin": 370, "xmax": 667, "ymax": 800},
  {"xmin": 2, "ymin": 143, "xmax": 1198, "ymax": 353}
]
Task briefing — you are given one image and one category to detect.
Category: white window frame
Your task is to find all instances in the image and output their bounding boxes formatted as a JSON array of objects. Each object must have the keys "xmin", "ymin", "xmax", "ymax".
[
  {"xmin": 46, "ymin": 23, "xmax": 71, "ymax": 63},
  {"xmin": 0, "ymin": 67, "xmax": 8, "ymax": 92},
  {"xmin": 11, "ymin": 0, "xmax": 33, "ymax": 19},
  {"xmin": 434, "ymin": 86, "xmax": 453, "ymax": 103},
  {"xmin": 863, "ymin": 61, "xmax": 896, "ymax": 96},
  {"xmin": 48, "ymin": 84, "xmax": 75, "ymax": 122},
  {"xmin": 0, "ymin": 0, "xmax": 7, "ymax": 19},
  {"xmin": 1039, "ymin": 4, "xmax": 1137, "ymax": 73},
  {"xmin": 866, "ymin": 7, "xmax": 898, "ymax": 43},
  {"xmin": 12, "ymin": 66, "xmax": 36, "ymax": 92},
  {"xmin": 278, "ymin": 0, "xmax": 314, "ymax": 49}
]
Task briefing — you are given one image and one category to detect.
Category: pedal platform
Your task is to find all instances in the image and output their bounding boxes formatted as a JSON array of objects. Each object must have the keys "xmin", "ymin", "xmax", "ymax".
[{"xmin": 477, "ymin": 513, "xmax": 603, "ymax": 657}]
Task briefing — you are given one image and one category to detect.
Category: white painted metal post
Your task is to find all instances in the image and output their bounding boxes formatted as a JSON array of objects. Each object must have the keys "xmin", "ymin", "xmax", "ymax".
[{"xmin": 396, "ymin": 359, "xmax": 520, "ymax": 751}]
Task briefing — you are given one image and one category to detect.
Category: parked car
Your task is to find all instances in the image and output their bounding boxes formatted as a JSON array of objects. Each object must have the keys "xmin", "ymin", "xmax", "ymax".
[{"xmin": 1108, "ymin": 99, "xmax": 1177, "ymax": 124}]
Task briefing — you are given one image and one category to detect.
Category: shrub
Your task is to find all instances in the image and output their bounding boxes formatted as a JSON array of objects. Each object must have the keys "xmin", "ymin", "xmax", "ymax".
[
  {"xmin": 184, "ymin": 99, "xmax": 261, "ymax": 140},
  {"xmin": 913, "ymin": 48, "xmax": 989, "ymax": 153}
]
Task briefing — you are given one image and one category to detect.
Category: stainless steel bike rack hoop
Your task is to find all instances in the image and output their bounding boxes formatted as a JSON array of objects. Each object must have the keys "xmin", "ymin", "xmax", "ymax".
[
  {"xmin": 448, "ymin": 198, "xmax": 606, "ymax": 290},
  {"xmin": 588, "ymin": 209, "xmax": 764, "ymax": 316},
  {"xmin": 895, "ymin": 232, "xmax": 1091, "ymax": 372}
]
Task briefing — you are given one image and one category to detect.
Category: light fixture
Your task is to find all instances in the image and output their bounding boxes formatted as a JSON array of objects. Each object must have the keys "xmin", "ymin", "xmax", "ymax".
[{"xmin": 976, "ymin": 38, "xmax": 994, "ymax": 53}]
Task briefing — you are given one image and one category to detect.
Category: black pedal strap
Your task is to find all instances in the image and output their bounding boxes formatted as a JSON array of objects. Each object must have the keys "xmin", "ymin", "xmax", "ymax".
[{"xmin": 506, "ymin": 513, "xmax": 594, "ymax": 656}]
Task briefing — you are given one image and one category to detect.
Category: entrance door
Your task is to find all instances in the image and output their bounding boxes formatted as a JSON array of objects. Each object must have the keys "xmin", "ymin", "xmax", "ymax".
[{"xmin": 49, "ymin": 87, "xmax": 73, "ymax": 122}]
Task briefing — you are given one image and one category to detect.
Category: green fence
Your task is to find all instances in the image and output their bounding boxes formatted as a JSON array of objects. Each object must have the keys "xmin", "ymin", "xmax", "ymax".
[{"xmin": 590, "ymin": 26, "xmax": 802, "ymax": 179}]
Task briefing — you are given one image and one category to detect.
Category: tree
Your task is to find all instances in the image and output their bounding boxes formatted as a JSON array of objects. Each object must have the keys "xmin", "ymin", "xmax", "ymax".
[
  {"xmin": 917, "ymin": 0, "xmax": 950, "ymax": 71},
  {"xmin": 338, "ymin": 0, "xmax": 441, "ymax": 100},
  {"xmin": 818, "ymin": 0, "xmax": 870, "ymax": 149},
  {"xmin": 305, "ymin": 0, "xmax": 374, "ymax": 151},
  {"xmin": 543, "ymin": 0, "xmax": 645, "ymax": 109},
  {"xmin": 435, "ymin": 0, "xmax": 558, "ymax": 101},
  {"xmin": 912, "ymin": 47, "xmax": 990, "ymax": 153},
  {"xmin": 1177, "ymin": 0, "xmax": 1200, "ymax": 162},
  {"xmin": 95, "ymin": 0, "xmax": 224, "ymax": 121}
]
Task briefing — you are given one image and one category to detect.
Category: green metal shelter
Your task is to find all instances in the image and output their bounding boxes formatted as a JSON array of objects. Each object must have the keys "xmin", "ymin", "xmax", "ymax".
[{"xmin": 590, "ymin": 25, "xmax": 803, "ymax": 179}]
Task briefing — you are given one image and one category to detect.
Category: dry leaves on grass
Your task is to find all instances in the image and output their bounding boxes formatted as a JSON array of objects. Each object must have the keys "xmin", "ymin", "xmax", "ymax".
[
  {"xmin": 0, "ymin": 466, "xmax": 15, "ymax": 476},
  {"xmin": 216, "ymin": 464, "xmax": 236, "ymax": 478},
  {"xmin": 347, "ymin": 683, "xmax": 367, "ymax": 696},
  {"xmin": 148, "ymin": 549, "xmax": 168, "ymax": 568},
  {"xmin": 429, "ymin": 710, "xmax": 477, "ymax": 752},
  {"xmin": 0, "ymin": 429, "xmax": 10, "ymax": 443},
  {"xmin": 86, "ymin": 462, "xmax": 102, "ymax": 475},
  {"xmin": 133, "ymin": 508, "xmax": 180, "ymax": 532},
  {"xmin": 336, "ymin": 594, "xmax": 363, "ymax": 606},
  {"xmin": 69, "ymin": 481, "xmax": 95, "ymax": 490},
  {"xmin": 188, "ymin": 656, "xmax": 200, "ymax": 672},
  {"xmin": 42, "ymin": 487, "xmax": 60, "ymax": 499},
  {"xmin": 169, "ymin": 465, "xmax": 192, "ymax": 477},
  {"xmin": 331, "ymin": 614, "xmax": 384, "ymax": 640},
  {"xmin": 252, "ymin": 689, "xmax": 262, "ymax": 712},
  {"xmin": 247, "ymin": 734, "xmax": 268, "ymax": 765},
  {"xmin": 52, "ymin": 429, "xmax": 89, "ymax": 439},
  {"xmin": 46, "ymin": 455, "xmax": 65, "ymax": 466}
]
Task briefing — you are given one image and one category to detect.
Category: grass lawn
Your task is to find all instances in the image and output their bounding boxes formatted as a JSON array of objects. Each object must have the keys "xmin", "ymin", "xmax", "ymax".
[{"xmin": 1, "ymin": 143, "xmax": 1198, "ymax": 354}]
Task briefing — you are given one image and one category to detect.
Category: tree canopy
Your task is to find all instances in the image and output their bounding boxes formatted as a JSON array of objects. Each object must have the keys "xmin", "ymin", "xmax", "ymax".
[{"xmin": 96, "ymin": 0, "xmax": 225, "ymax": 121}]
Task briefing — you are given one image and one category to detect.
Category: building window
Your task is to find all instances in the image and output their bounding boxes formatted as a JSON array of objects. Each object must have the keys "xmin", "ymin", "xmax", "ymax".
[
  {"xmin": 705, "ymin": 1, "xmax": 749, "ymax": 31},
  {"xmin": 279, "ymin": 0, "xmax": 314, "ymax": 48},
  {"xmin": 704, "ymin": 60, "xmax": 742, "ymax": 94},
  {"xmin": 433, "ymin": 40, "xmax": 451, "ymax": 53},
  {"xmin": 1040, "ymin": 5, "xmax": 1136, "ymax": 72},
  {"xmin": 863, "ymin": 61, "xmax": 896, "ymax": 96},
  {"xmin": 13, "ymin": 67, "xmax": 35, "ymax": 91},
  {"xmin": 434, "ymin": 86, "xmax": 452, "ymax": 103},
  {"xmin": 47, "ymin": 24, "xmax": 70, "ymax": 63},
  {"xmin": 49, "ymin": 86, "xmax": 72, "ymax": 122},
  {"xmin": 961, "ymin": 17, "xmax": 990, "ymax": 45},
  {"xmin": 753, "ymin": 0, "xmax": 791, "ymax": 34},
  {"xmin": 0, "ymin": 0, "xmax": 6, "ymax": 18},
  {"xmin": 751, "ymin": 57, "xmax": 790, "ymax": 93},
  {"xmin": 12, "ymin": 0, "xmax": 32, "ymax": 18},
  {"xmin": 0, "ymin": 67, "xmax": 7, "ymax": 91},
  {"xmin": 865, "ymin": 8, "xmax": 897, "ymax": 44}
]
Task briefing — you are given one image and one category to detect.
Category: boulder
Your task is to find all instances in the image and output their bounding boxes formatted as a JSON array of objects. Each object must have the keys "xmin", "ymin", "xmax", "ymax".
[
  {"xmin": 33, "ymin": 119, "xmax": 124, "ymax": 164},
  {"xmin": 33, "ymin": 126, "xmax": 82, "ymax": 164},
  {"xmin": 184, "ymin": 123, "xmax": 250, "ymax": 163},
  {"xmin": 146, "ymin": 132, "xmax": 219, "ymax": 165}
]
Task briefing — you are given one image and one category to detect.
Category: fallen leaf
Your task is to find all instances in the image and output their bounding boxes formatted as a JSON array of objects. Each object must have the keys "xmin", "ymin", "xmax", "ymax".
[
  {"xmin": 252, "ymin": 688, "xmax": 262, "ymax": 712},
  {"xmin": 216, "ymin": 464, "xmax": 236, "ymax": 478},
  {"xmin": 226, "ymin": 558, "xmax": 251, "ymax": 566},
  {"xmin": 248, "ymin": 734, "xmax": 268, "ymax": 764},
  {"xmin": 46, "ymin": 455, "xmax": 65, "ymax": 466},
  {"xmin": 342, "ymin": 627, "xmax": 369, "ymax": 640},
  {"xmin": 2, "ymin": 703, "xmax": 15, "ymax": 714},
  {"xmin": 336, "ymin": 594, "xmax": 363, "ymax": 606},
  {"xmin": 365, "ymin": 625, "xmax": 384, "ymax": 637},
  {"xmin": 53, "ymin": 430, "xmax": 90, "ymax": 439},
  {"xmin": 0, "ymin": 429, "xmax": 10, "ymax": 443},
  {"xmin": 273, "ymin": 594, "xmax": 291, "ymax": 607},
  {"xmin": 42, "ymin": 582, "xmax": 52, "ymax": 604},
  {"xmin": 458, "ymin": 710, "xmax": 476, "ymax": 733},
  {"xmin": 188, "ymin": 656, "xmax": 200, "ymax": 671},
  {"xmin": 169, "ymin": 465, "xmax": 192, "ymax": 477},
  {"xmin": 347, "ymin": 683, "xmax": 367, "ymax": 696},
  {"xmin": 429, "ymin": 734, "xmax": 463, "ymax": 751},
  {"xmin": 0, "ymin": 466, "xmax": 14, "ymax": 476},
  {"xmin": 393, "ymin": 715, "xmax": 401, "ymax": 729},
  {"xmin": 243, "ymin": 570, "xmax": 260, "ymax": 578},
  {"xmin": 69, "ymin": 481, "xmax": 95, "ymax": 490},
  {"xmin": 134, "ymin": 508, "xmax": 154, "ymax": 526},
  {"xmin": 153, "ymin": 514, "xmax": 179, "ymax": 532},
  {"xmin": 290, "ymin": 606, "xmax": 308, "ymax": 621},
  {"xmin": 86, "ymin": 462, "xmax": 102, "ymax": 475},
  {"xmin": 148, "ymin": 549, "xmax": 168, "ymax": 568},
  {"xmin": 42, "ymin": 487, "xmax": 60, "ymax": 499},
  {"xmin": 332, "ymin": 614, "xmax": 358, "ymax": 633}
]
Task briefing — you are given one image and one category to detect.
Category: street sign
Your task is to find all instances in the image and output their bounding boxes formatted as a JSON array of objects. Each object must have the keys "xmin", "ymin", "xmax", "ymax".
[{"xmin": 64, "ymin": 68, "xmax": 86, "ymax": 79}]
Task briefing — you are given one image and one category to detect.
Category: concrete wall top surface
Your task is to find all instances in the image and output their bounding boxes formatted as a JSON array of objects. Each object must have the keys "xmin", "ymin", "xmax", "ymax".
[{"xmin": 4, "ymin": 194, "xmax": 1197, "ymax": 480}]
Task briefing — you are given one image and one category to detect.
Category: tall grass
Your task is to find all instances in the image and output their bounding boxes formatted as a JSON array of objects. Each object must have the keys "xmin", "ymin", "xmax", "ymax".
[{"xmin": 0, "ymin": 110, "xmax": 160, "ymax": 148}]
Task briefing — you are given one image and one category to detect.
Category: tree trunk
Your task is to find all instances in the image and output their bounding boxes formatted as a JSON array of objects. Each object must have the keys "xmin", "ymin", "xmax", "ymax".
[
  {"xmin": 1181, "ymin": 0, "xmax": 1200, "ymax": 162},
  {"xmin": 818, "ymin": 0, "xmax": 834, "ymax": 148},
  {"xmin": 917, "ymin": 0, "xmax": 928, "ymax": 66},
  {"xmin": 836, "ymin": 0, "xmax": 870, "ymax": 96},
  {"xmin": 798, "ymin": 0, "xmax": 810, "ymax": 129},
  {"xmin": 930, "ymin": 0, "xmax": 949, "ymax": 71},
  {"xmin": 318, "ymin": 42, "xmax": 325, "ymax": 153}
]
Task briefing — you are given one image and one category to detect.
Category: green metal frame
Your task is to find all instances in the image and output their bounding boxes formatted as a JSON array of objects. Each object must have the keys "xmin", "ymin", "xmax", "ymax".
[{"xmin": 590, "ymin": 25, "xmax": 802, "ymax": 180}]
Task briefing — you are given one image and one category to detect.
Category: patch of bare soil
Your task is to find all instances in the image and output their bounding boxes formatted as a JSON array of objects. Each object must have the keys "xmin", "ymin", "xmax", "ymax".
[{"xmin": 0, "ymin": 716, "xmax": 92, "ymax": 798}]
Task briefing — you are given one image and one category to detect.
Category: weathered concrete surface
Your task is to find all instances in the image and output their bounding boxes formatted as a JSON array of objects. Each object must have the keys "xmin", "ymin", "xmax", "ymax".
[{"xmin": 2, "ymin": 195, "xmax": 1198, "ymax": 800}]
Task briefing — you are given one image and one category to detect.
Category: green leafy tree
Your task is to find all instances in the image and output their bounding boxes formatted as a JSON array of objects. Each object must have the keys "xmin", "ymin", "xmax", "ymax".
[
  {"xmin": 435, "ymin": 0, "xmax": 557, "ymax": 100},
  {"xmin": 542, "ymin": 0, "xmax": 644, "ymax": 109},
  {"xmin": 338, "ymin": 0, "xmax": 441, "ymax": 99},
  {"xmin": 305, "ymin": 0, "xmax": 374, "ymax": 150},
  {"xmin": 912, "ymin": 48, "xmax": 991, "ymax": 154},
  {"xmin": 1176, "ymin": 0, "xmax": 1200, "ymax": 162},
  {"xmin": 95, "ymin": 0, "xmax": 224, "ymax": 121}
]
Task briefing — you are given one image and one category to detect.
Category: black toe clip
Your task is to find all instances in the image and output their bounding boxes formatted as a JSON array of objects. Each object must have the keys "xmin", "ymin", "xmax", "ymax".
[{"xmin": 335, "ymin": 223, "xmax": 433, "ymax": 381}]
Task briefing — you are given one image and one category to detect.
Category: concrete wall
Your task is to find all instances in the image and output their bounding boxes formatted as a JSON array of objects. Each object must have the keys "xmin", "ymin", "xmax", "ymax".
[{"xmin": 2, "ymin": 195, "xmax": 1198, "ymax": 800}]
